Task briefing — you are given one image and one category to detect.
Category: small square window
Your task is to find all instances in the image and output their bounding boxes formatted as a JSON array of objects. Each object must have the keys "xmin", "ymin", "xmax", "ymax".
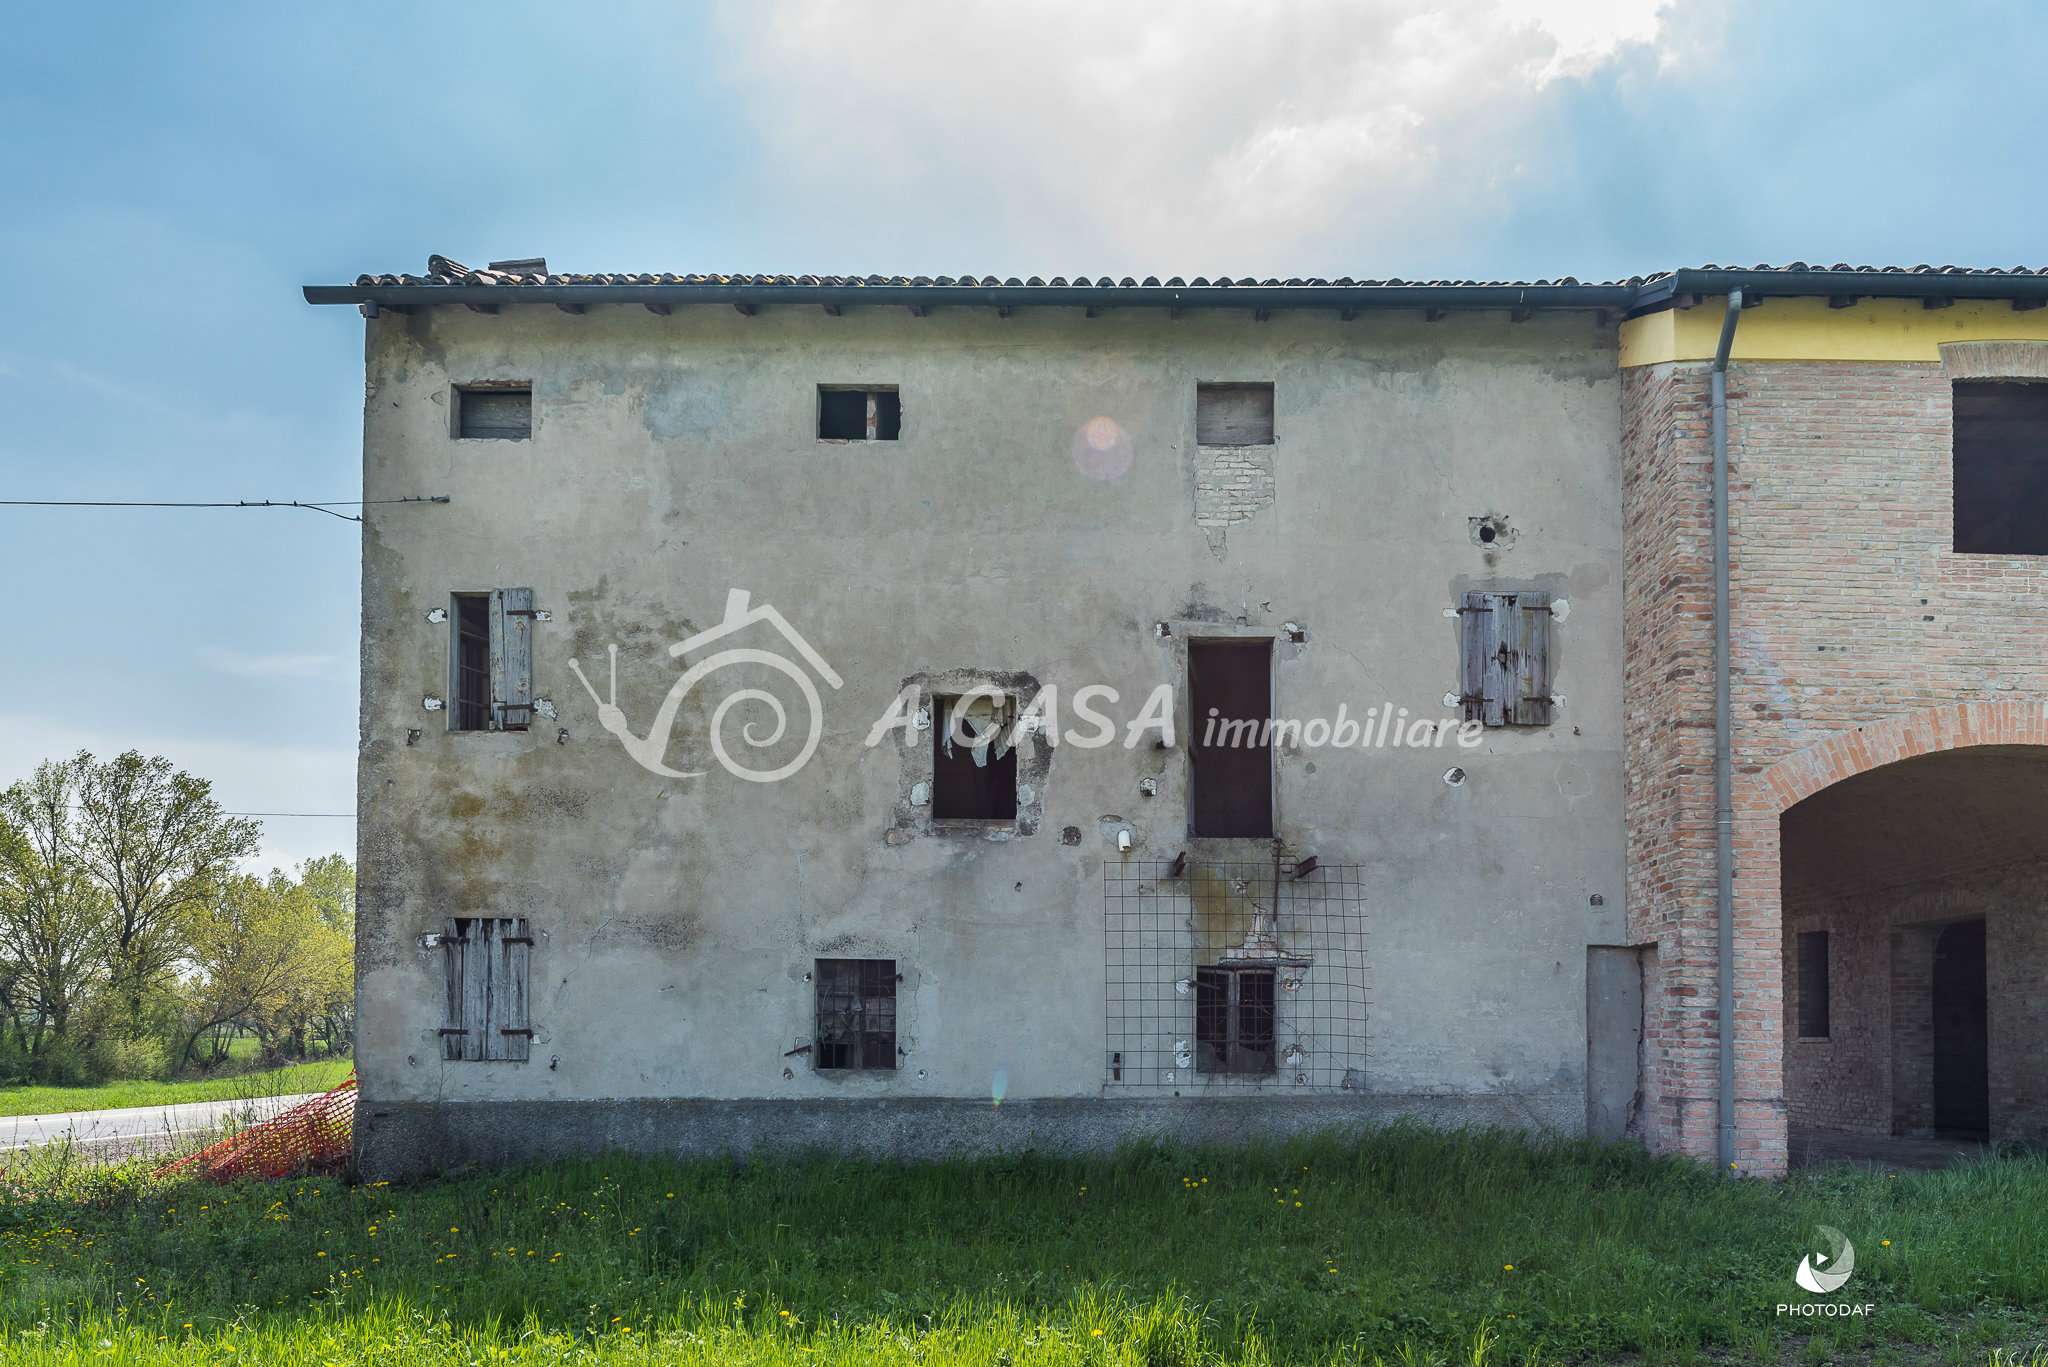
[
  {"xmin": 1195, "ymin": 966, "xmax": 1276, "ymax": 1074},
  {"xmin": 1954, "ymin": 381, "xmax": 2048, "ymax": 554},
  {"xmin": 455, "ymin": 383, "xmax": 532, "ymax": 440},
  {"xmin": 819, "ymin": 385, "xmax": 900, "ymax": 441},
  {"xmin": 815, "ymin": 958, "xmax": 897, "ymax": 1070},
  {"xmin": 1196, "ymin": 382, "xmax": 1274, "ymax": 446},
  {"xmin": 931, "ymin": 693, "xmax": 1018, "ymax": 821}
]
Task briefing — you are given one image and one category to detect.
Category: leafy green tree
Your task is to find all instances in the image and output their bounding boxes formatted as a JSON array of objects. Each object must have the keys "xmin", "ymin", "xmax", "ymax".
[
  {"xmin": 0, "ymin": 764, "xmax": 115, "ymax": 1054},
  {"xmin": 61, "ymin": 751, "xmax": 259, "ymax": 1022}
]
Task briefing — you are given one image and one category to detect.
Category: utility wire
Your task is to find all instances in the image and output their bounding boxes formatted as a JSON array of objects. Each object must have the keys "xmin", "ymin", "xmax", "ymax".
[
  {"xmin": 0, "ymin": 496, "xmax": 449, "ymax": 524},
  {"xmin": 224, "ymin": 811, "xmax": 356, "ymax": 819}
]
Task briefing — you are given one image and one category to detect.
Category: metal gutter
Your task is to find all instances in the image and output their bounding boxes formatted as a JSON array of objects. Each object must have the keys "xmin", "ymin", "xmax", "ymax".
[
  {"xmin": 1711, "ymin": 290, "xmax": 1744, "ymax": 1175},
  {"xmin": 302, "ymin": 281, "xmax": 1636, "ymax": 313},
  {"xmin": 1634, "ymin": 269, "xmax": 2048, "ymax": 311}
]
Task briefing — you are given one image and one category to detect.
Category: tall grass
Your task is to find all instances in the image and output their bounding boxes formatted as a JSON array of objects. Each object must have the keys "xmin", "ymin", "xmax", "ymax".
[{"xmin": 0, "ymin": 1126, "xmax": 2042, "ymax": 1364}]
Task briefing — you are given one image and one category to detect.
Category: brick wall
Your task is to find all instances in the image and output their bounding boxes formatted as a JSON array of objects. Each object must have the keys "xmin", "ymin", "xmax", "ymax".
[
  {"xmin": 1622, "ymin": 352, "xmax": 2048, "ymax": 1173},
  {"xmin": 1780, "ymin": 859, "xmax": 2048, "ymax": 1141}
]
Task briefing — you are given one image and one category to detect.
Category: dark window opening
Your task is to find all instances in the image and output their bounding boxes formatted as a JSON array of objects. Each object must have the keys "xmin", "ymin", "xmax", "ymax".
[
  {"xmin": 453, "ymin": 594, "xmax": 491, "ymax": 732},
  {"xmin": 815, "ymin": 958, "xmax": 897, "ymax": 1070},
  {"xmin": 1196, "ymin": 382, "xmax": 1275, "ymax": 446},
  {"xmin": 455, "ymin": 383, "xmax": 532, "ymax": 440},
  {"xmin": 1954, "ymin": 381, "xmax": 2048, "ymax": 554},
  {"xmin": 819, "ymin": 386, "xmax": 901, "ymax": 441},
  {"xmin": 931, "ymin": 694, "xmax": 1018, "ymax": 820},
  {"xmin": 1796, "ymin": 930, "xmax": 1830, "ymax": 1039},
  {"xmin": 1189, "ymin": 639, "xmax": 1273, "ymax": 837},
  {"xmin": 1195, "ymin": 966, "xmax": 1276, "ymax": 1074}
]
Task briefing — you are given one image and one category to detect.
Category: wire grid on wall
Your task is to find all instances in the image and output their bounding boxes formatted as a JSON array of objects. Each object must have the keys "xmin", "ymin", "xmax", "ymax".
[{"xmin": 1104, "ymin": 858, "xmax": 1369, "ymax": 1092}]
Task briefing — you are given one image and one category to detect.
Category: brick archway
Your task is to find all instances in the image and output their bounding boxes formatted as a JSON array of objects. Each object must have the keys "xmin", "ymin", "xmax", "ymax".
[{"xmin": 1725, "ymin": 700, "xmax": 2048, "ymax": 1174}]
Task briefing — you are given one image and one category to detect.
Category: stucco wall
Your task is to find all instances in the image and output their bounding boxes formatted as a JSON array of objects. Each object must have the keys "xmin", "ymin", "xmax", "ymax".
[{"xmin": 351, "ymin": 304, "xmax": 1626, "ymax": 1174}]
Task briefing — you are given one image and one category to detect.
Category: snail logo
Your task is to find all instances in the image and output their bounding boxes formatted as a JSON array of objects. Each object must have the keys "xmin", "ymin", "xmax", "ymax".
[
  {"xmin": 567, "ymin": 588, "xmax": 842, "ymax": 783},
  {"xmin": 1795, "ymin": 1226, "xmax": 1856, "ymax": 1295}
]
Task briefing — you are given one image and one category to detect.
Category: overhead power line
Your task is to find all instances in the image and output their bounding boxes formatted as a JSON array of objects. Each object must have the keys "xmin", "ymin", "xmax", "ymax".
[
  {"xmin": 0, "ymin": 496, "xmax": 449, "ymax": 524},
  {"xmin": 225, "ymin": 811, "xmax": 357, "ymax": 819}
]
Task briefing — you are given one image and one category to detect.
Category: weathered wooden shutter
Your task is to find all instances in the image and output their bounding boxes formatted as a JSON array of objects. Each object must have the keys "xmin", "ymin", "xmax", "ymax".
[
  {"xmin": 441, "ymin": 917, "xmax": 533, "ymax": 1062},
  {"xmin": 1460, "ymin": 591, "xmax": 1553, "ymax": 727},
  {"xmin": 1508, "ymin": 591, "xmax": 1553, "ymax": 726},
  {"xmin": 1459, "ymin": 592, "xmax": 1505, "ymax": 726},
  {"xmin": 489, "ymin": 588, "xmax": 535, "ymax": 730}
]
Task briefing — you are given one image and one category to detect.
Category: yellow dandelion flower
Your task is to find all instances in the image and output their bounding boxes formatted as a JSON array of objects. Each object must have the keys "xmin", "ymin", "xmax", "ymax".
[
  {"xmin": 1504, "ymin": 1263, "xmax": 1515, "ymax": 1272},
  {"xmin": 1881, "ymin": 1239, "xmax": 1892, "ymax": 1247},
  {"xmin": 1091, "ymin": 1328, "xmax": 1104, "ymax": 1338}
]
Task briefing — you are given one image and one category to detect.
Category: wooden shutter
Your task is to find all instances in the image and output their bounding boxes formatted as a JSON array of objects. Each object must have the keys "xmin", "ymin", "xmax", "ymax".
[
  {"xmin": 1461, "ymin": 591, "xmax": 1553, "ymax": 727},
  {"xmin": 1459, "ymin": 592, "xmax": 1504, "ymax": 727},
  {"xmin": 441, "ymin": 917, "xmax": 533, "ymax": 1062},
  {"xmin": 1509, "ymin": 591, "xmax": 1553, "ymax": 726},
  {"xmin": 490, "ymin": 588, "xmax": 535, "ymax": 730}
]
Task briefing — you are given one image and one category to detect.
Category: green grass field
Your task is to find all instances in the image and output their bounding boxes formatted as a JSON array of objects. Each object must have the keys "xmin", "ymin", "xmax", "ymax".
[
  {"xmin": 0, "ymin": 1127, "xmax": 2042, "ymax": 1365},
  {"xmin": 0, "ymin": 1058, "xmax": 351, "ymax": 1118}
]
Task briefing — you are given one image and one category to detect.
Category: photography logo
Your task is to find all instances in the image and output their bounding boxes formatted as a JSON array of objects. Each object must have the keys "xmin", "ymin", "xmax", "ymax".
[
  {"xmin": 568, "ymin": 588, "xmax": 843, "ymax": 783},
  {"xmin": 1778, "ymin": 1225, "xmax": 1874, "ymax": 1317}
]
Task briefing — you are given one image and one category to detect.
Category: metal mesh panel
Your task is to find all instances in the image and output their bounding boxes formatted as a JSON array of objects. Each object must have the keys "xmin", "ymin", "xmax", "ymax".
[{"xmin": 1105, "ymin": 859, "xmax": 1369, "ymax": 1092}]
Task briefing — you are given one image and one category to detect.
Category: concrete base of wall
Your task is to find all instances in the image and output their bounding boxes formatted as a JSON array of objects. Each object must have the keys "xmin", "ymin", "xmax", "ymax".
[{"xmin": 357, "ymin": 1092, "xmax": 1585, "ymax": 1179}]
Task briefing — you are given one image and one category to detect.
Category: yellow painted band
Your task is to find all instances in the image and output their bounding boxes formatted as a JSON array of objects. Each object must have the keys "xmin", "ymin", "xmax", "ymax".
[{"xmin": 1618, "ymin": 297, "xmax": 2048, "ymax": 368}]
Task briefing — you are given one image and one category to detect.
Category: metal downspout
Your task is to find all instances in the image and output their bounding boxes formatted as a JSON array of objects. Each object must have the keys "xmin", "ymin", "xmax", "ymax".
[{"xmin": 1712, "ymin": 291, "xmax": 1744, "ymax": 1172}]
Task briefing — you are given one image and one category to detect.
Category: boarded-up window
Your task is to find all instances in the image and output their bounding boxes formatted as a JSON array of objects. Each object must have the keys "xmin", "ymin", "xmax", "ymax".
[
  {"xmin": 441, "ymin": 916, "xmax": 533, "ymax": 1061},
  {"xmin": 818, "ymin": 386, "xmax": 901, "ymax": 441},
  {"xmin": 1190, "ymin": 639, "xmax": 1274, "ymax": 837},
  {"xmin": 455, "ymin": 384, "xmax": 532, "ymax": 439},
  {"xmin": 1459, "ymin": 591, "xmax": 1553, "ymax": 727},
  {"xmin": 1796, "ymin": 931, "xmax": 1830, "ymax": 1039},
  {"xmin": 449, "ymin": 588, "xmax": 537, "ymax": 732},
  {"xmin": 1195, "ymin": 966, "xmax": 1276, "ymax": 1074},
  {"xmin": 815, "ymin": 958, "xmax": 897, "ymax": 1070},
  {"xmin": 1954, "ymin": 381, "xmax": 2048, "ymax": 554},
  {"xmin": 1196, "ymin": 382, "xmax": 1275, "ymax": 446},
  {"xmin": 932, "ymin": 693, "xmax": 1017, "ymax": 820}
]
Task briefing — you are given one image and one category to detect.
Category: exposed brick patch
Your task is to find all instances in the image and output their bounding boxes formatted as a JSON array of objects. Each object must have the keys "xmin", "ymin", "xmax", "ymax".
[{"xmin": 1194, "ymin": 444, "xmax": 1276, "ymax": 554}]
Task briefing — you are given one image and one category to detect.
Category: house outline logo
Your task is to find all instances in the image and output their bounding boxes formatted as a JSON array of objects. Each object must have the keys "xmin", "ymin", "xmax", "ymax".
[
  {"xmin": 1795, "ymin": 1225, "xmax": 1856, "ymax": 1295},
  {"xmin": 568, "ymin": 588, "xmax": 844, "ymax": 783}
]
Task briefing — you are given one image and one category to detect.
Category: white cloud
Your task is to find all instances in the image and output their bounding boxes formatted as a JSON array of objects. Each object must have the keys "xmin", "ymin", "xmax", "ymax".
[
  {"xmin": 198, "ymin": 647, "xmax": 342, "ymax": 680},
  {"xmin": 715, "ymin": 0, "xmax": 1693, "ymax": 267},
  {"xmin": 0, "ymin": 715, "xmax": 354, "ymax": 875}
]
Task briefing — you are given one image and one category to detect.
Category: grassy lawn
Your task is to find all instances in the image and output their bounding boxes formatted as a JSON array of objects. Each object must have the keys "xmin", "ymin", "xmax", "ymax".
[
  {"xmin": 0, "ymin": 1058, "xmax": 352, "ymax": 1118},
  {"xmin": 0, "ymin": 1127, "xmax": 2043, "ymax": 1365}
]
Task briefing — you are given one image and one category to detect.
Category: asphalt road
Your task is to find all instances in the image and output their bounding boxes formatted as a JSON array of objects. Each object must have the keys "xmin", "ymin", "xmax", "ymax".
[{"xmin": 0, "ymin": 1093, "xmax": 318, "ymax": 1154}]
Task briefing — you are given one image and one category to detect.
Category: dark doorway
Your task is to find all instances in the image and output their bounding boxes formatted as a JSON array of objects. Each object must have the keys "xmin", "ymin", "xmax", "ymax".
[
  {"xmin": 1932, "ymin": 918, "xmax": 1990, "ymax": 1137},
  {"xmin": 1189, "ymin": 639, "xmax": 1273, "ymax": 837}
]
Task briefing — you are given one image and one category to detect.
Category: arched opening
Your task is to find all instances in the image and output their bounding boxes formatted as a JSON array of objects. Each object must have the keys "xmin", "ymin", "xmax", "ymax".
[{"xmin": 1779, "ymin": 744, "xmax": 2048, "ymax": 1163}]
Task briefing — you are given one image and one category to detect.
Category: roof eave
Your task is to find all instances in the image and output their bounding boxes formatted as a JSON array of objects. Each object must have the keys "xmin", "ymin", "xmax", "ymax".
[
  {"xmin": 1638, "ymin": 270, "xmax": 2048, "ymax": 309},
  {"xmin": 301, "ymin": 281, "xmax": 1637, "ymax": 312}
]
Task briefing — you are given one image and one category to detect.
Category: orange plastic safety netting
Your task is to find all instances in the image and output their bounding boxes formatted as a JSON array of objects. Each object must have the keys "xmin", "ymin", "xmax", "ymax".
[{"xmin": 157, "ymin": 1075, "xmax": 356, "ymax": 1183}]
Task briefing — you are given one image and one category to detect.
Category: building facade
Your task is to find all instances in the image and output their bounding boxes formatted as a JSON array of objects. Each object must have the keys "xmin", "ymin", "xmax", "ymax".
[{"xmin": 308, "ymin": 262, "xmax": 2048, "ymax": 1178}]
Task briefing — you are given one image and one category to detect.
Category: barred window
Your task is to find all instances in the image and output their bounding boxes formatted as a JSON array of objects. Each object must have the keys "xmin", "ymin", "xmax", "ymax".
[
  {"xmin": 815, "ymin": 958, "xmax": 898, "ymax": 1070},
  {"xmin": 1195, "ymin": 965, "xmax": 1276, "ymax": 1074}
]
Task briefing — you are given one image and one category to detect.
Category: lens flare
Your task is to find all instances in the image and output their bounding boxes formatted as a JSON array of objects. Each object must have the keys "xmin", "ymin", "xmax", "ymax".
[
  {"xmin": 990, "ymin": 1066, "xmax": 1008, "ymax": 1107},
  {"xmin": 1071, "ymin": 416, "xmax": 1134, "ymax": 482}
]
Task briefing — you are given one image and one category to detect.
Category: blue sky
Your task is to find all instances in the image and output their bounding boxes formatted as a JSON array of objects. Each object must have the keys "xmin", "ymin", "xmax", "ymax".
[{"xmin": 2, "ymin": 0, "xmax": 2043, "ymax": 869}]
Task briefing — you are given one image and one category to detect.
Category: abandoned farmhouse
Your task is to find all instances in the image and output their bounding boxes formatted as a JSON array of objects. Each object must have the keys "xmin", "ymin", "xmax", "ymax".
[{"xmin": 306, "ymin": 260, "xmax": 2048, "ymax": 1178}]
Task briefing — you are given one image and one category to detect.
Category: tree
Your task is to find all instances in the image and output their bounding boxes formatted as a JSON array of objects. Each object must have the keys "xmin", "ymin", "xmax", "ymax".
[
  {"xmin": 61, "ymin": 751, "xmax": 259, "ymax": 1023},
  {"xmin": 176, "ymin": 872, "xmax": 316, "ymax": 1069},
  {"xmin": 296, "ymin": 853, "xmax": 356, "ymax": 935},
  {"xmin": 0, "ymin": 765, "xmax": 115, "ymax": 1054}
]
